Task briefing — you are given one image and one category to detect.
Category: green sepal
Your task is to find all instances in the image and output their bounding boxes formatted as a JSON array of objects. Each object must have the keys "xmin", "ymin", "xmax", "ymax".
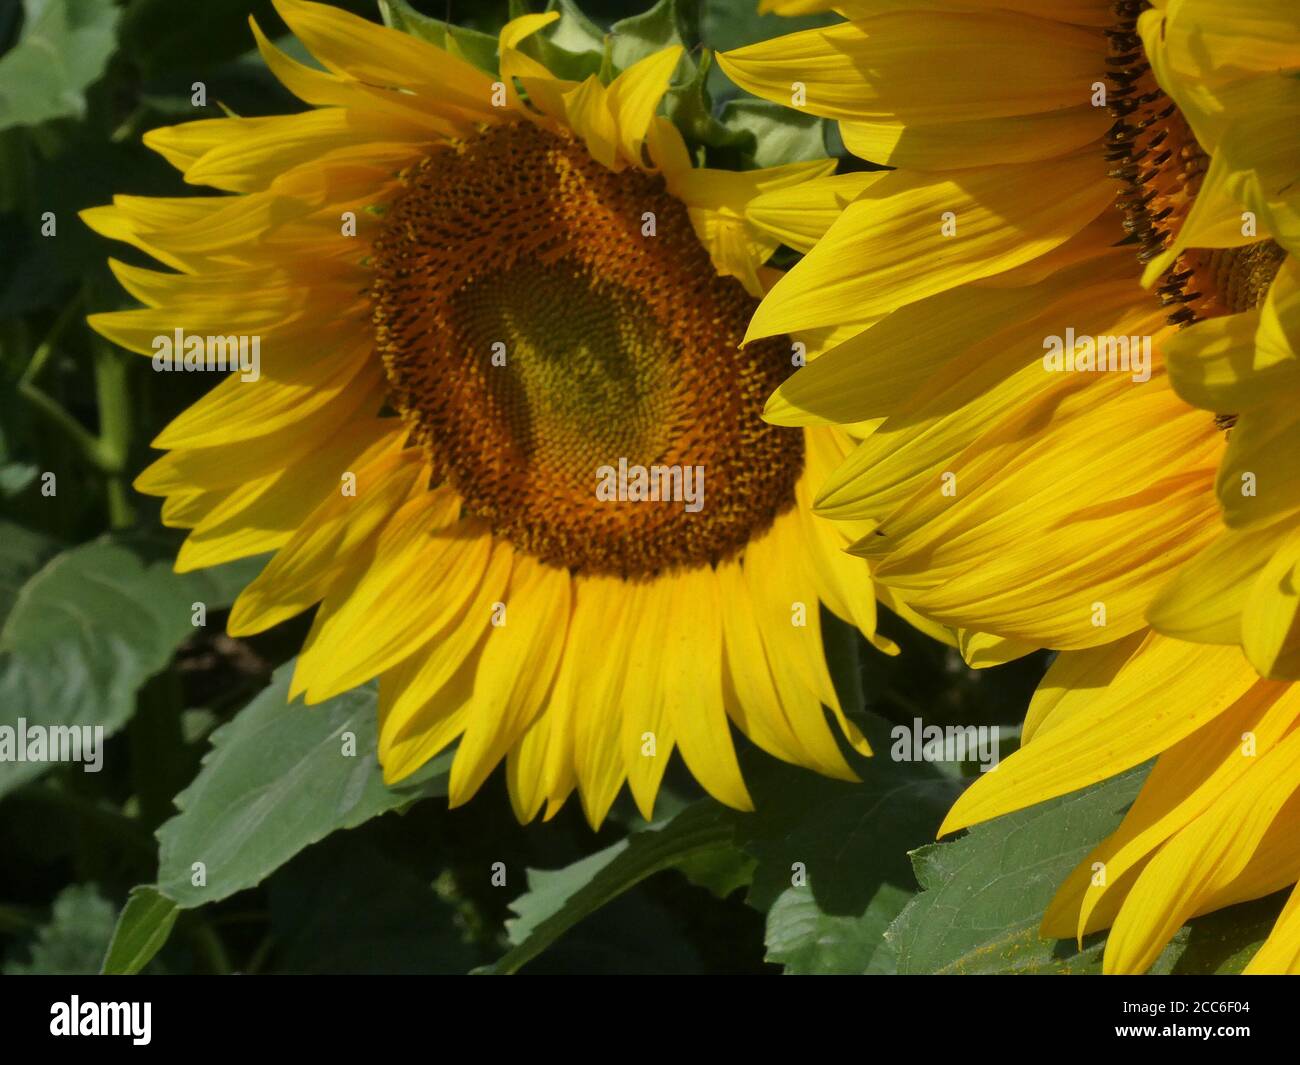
[
  {"xmin": 378, "ymin": 0, "xmax": 501, "ymax": 75},
  {"xmin": 666, "ymin": 50, "xmax": 754, "ymax": 155},
  {"xmin": 607, "ymin": 0, "xmax": 691, "ymax": 72}
]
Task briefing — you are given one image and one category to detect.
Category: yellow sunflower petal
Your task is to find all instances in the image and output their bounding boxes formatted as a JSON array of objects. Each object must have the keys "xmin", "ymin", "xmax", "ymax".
[
  {"xmin": 561, "ymin": 75, "xmax": 621, "ymax": 170},
  {"xmin": 717, "ymin": 556, "xmax": 854, "ymax": 781},
  {"xmin": 940, "ymin": 635, "xmax": 1259, "ymax": 834},
  {"xmin": 764, "ymin": 257, "xmax": 1132, "ymax": 430},
  {"xmin": 570, "ymin": 575, "xmax": 639, "ymax": 828},
  {"xmin": 377, "ymin": 542, "xmax": 514, "ymax": 780},
  {"xmin": 743, "ymin": 152, "xmax": 1115, "ymax": 340},
  {"xmin": 1049, "ymin": 680, "xmax": 1300, "ymax": 941},
  {"xmin": 1021, "ymin": 635, "xmax": 1146, "ymax": 743},
  {"xmin": 838, "ymin": 106, "xmax": 1107, "ymax": 170},
  {"xmin": 227, "ymin": 448, "xmax": 423, "ymax": 635},
  {"xmin": 1103, "ymin": 727, "xmax": 1300, "ymax": 974},
  {"xmin": 294, "ymin": 500, "xmax": 495, "ymax": 704},
  {"xmin": 274, "ymin": 0, "xmax": 499, "ymax": 117},
  {"xmin": 379, "ymin": 637, "xmax": 483, "ymax": 785},
  {"xmin": 664, "ymin": 565, "xmax": 752, "ymax": 811},
  {"xmin": 717, "ymin": 12, "xmax": 1106, "ymax": 124},
  {"xmin": 449, "ymin": 556, "xmax": 571, "ymax": 806},
  {"xmin": 499, "ymin": 12, "xmax": 573, "ymax": 121},
  {"xmin": 1148, "ymin": 515, "xmax": 1293, "ymax": 646},
  {"xmin": 745, "ymin": 172, "xmax": 889, "ymax": 255},
  {"xmin": 1216, "ymin": 399, "xmax": 1300, "ymax": 528},
  {"xmin": 861, "ymin": 365, "xmax": 1223, "ymax": 649},
  {"xmin": 621, "ymin": 578, "xmax": 677, "ymax": 820},
  {"xmin": 1242, "ymin": 526, "xmax": 1300, "ymax": 679},
  {"xmin": 175, "ymin": 417, "xmax": 402, "ymax": 570},
  {"xmin": 1243, "ymin": 882, "xmax": 1300, "ymax": 974},
  {"xmin": 606, "ymin": 46, "xmax": 683, "ymax": 167}
]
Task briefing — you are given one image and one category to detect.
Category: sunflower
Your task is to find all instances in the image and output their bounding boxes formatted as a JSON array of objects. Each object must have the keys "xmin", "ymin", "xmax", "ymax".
[
  {"xmin": 719, "ymin": 0, "xmax": 1300, "ymax": 971},
  {"xmin": 83, "ymin": 0, "xmax": 919, "ymax": 830}
]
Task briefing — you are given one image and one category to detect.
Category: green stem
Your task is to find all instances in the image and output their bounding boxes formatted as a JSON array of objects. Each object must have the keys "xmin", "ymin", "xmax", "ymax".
[
  {"xmin": 19, "ymin": 296, "xmax": 81, "ymax": 387},
  {"xmin": 92, "ymin": 340, "xmax": 135, "ymax": 529},
  {"xmin": 187, "ymin": 921, "xmax": 233, "ymax": 976},
  {"xmin": 110, "ymin": 105, "xmax": 149, "ymax": 145},
  {"xmin": 18, "ymin": 296, "xmax": 137, "ymax": 528},
  {"xmin": 244, "ymin": 934, "xmax": 276, "ymax": 976},
  {"xmin": 17, "ymin": 380, "xmax": 102, "ymax": 458},
  {"xmin": 17, "ymin": 296, "xmax": 102, "ymax": 460}
]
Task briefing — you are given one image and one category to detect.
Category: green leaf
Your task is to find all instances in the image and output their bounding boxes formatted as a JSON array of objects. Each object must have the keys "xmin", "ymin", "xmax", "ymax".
[
  {"xmin": 0, "ymin": 0, "xmax": 120, "ymax": 132},
  {"xmin": 0, "ymin": 537, "xmax": 262, "ymax": 797},
  {"xmin": 0, "ymin": 462, "xmax": 39, "ymax": 499},
  {"xmin": 484, "ymin": 800, "xmax": 739, "ymax": 974},
  {"xmin": 674, "ymin": 843, "xmax": 755, "ymax": 900},
  {"xmin": 268, "ymin": 831, "xmax": 481, "ymax": 974},
  {"xmin": 3, "ymin": 883, "xmax": 117, "ymax": 974},
  {"xmin": 1152, "ymin": 893, "xmax": 1288, "ymax": 975},
  {"xmin": 736, "ymin": 721, "xmax": 960, "ymax": 974},
  {"xmin": 155, "ymin": 661, "xmax": 450, "ymax": 908},
  {"xmin": 485, "ymin": 709, "xmax": 958, "ymax": 975},
  {"xmin": 889, "ymin": 767, "xmax": 1147, "ymax": 973},
  {"xmin": 0, "ymin": 520, "xmax": 59, "ymax": 625},
  {"xmin": 378, "ymin": 0, "xmax": 501, "ymax": 75},
  {"xmin": 100, "ymin": 886, "xmax": 178, "ymax": 975},
  {"xmin": 763, "ymin": 887, "xmax": 910, "ymax": 974},
  {"xmin": 889, "ymin": 764, "xmax": 1286, "ymax": 973}
]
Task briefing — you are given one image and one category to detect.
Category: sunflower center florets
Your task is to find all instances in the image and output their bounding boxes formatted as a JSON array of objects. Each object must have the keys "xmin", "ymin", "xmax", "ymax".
[
  {"xmin": 369, "ymin": 120, "xmax": 803, "ymax": 577},
  {"xmin": 1105, "ymin": 0, "xmax": 1284, "ymax": 331}
]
